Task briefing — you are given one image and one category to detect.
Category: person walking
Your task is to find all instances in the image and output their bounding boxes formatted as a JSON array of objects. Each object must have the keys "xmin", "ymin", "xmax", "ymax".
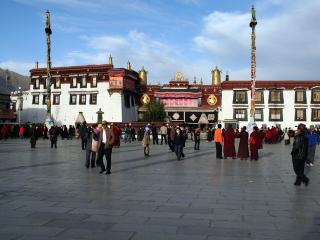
[
  {"xmin": 30, "ymin": 124, "xmax": 38, "ymax": 148},
  {"xmin": 152, "ymin": 124, "xmax": 159, "ymax": 145},
  {"xmin": 306, "ymin": 127, "xmax": 317, "ymax": 166},
  {"xmin": 291, "ymin": 124, "xmax": 309, "ymax": 186},
  {"xmin": 194, "ymin": 127, "xmax": 201, "ymax": 150},
  {"xmin": 80, "ymin": 122, "xmax": 89, "ymax": 150},
  {"xmin": 142, "ymin": 130, "xmax": 150, "ymax": 157},
  {"xmin": 223, "ymin": 125, "xmax": 236, "ymax": 159},
  {"xmin": 86, "ymin": 125, "xmax": 99, "ymax": 168},
  {"xmin": 237, "ymin": 126, "xmax": 249, "ymax": 160},
  {"xmin": 160, "ymin": 124, "xmax": 168, "ymax": 144},
  {"xmin": 174, "ymin": 128, "xmax": 185, "ymax": 161},
  {"xmin": 169, "ymin": 126, "xmax": 176, "ymax": 152},
  {"xmin": 214, "ymin": 124, "xmax": 223, "ymax": 159},
  {"xmin": 49, "ymin": 126, "xmax": 58, "ymax": 148},
  {"xmin": 250, "ymin": 126, "xmax": 263, "ymax": 161},
  {"xmin": 98, "ymin": 121, "xmax": 115, "ymax": 175},
  {"xmin": 284, "ymin": 128, "xmax": 290, "ymax": 145}
]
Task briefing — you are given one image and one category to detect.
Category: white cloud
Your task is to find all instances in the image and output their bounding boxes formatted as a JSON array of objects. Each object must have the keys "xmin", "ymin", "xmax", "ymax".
[
  {"xmin": 0, "ymin": 61, "xmax": 36, "ymax": 75},
  {"xmin": 65, "ymin": 30, "xmax": 192, "ymax": 84},
  {"xmin": 194, "ymin": 0, "xmax": 320, "ymax": 80}
]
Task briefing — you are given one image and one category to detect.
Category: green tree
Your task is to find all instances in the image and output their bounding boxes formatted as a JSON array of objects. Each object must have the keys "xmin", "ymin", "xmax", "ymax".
[{"xmin": 141, "ymin": 101, "xmax": 166, "ymax": 122}]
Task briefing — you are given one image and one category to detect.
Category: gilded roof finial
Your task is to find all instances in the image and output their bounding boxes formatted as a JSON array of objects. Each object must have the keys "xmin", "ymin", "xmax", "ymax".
[
  {"xmin": 139, "ymin": 66, "xmax": 147, "ymax": 85},
  {"xmin": 109, "ymin": 54, "xmax": 113, "ymax": 65},
  {"xmin": 127, "ymin": 60, "xmax": 132, "ymax": 70},
  {"xmin": 226, "ymin": 71, "xmax": 229, "ymax": 81},
  {"xmin": 200, "ymin": 77, "xmax": 203, "ymax": 85}
]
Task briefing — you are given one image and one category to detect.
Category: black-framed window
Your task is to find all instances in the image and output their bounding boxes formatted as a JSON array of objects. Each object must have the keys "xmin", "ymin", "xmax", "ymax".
[
  {"xmin": 311, "ymin": 109, "xmax": 320, "ymax": 121},
  {"xmin": 79, "ymin": 94, "xmax": 86, "ymax": 105},
  {"xmin": 269, "ymin": 90, "xmax": 283, "ymax": 103},
  {"xmin": 124, "ymin": 94, "xmax": 130, "ymax": 108},
  {"xmin": 42, "ymin": 95, "xmax": 47, "ymax": 105},
  {"xmin": 81, "ymin": 77, "xmax": 87, "ymax": 88},
  {"xmin": 55, "ymin": 78, "xmax": 61, "ymax": 89},
  {"xmin": 295, "ymin": 90, "xmax": 306, "ymax": 104},
  {"xmin": 71, "ymin": 77, "xmax": 77, "ymax": 88},
  {"xmin": 233, "ymin": 108, "xmax": 247, "ymax": 121},
  {"xmin": 53, "ymin": 95, "xmax": 60, "ymax": 105},
  {"xmin": 34, "ymin": 79, "xmax": 40, "ymax": 89},
  {"xmin": 43, "ymin": 78, "xmax": 47, "ymax": 89},
  {"xmin": 254, "ymin": 90, "xmax": 264, "ymax": 104},
  {"xmin": 295, "ymin": 109, "xmax": 306, "ymax": 121},
  {"xmin": 311, "ymin": 88, "xmax": 320, "ymax": 104},
  {"xmin": 269, "ymin": 108, "xmax": 283, "ymax": 121},
  {"xmin": 70, "ymin": 94, "xmax": 77, "ymax": 105},
  {"xmin": 32, "ymin": 95, "xmax": 39, "ymax": 104},
  {"xmin": 254, "ymin": 109, "xmax": 264, "ymax": 121},
  {"xmin": 90, "ymin": 94, "xmax": 97, "ymax": 105},
  {"xmin": 91, "ymin": 76, "xmax": 97, "ymax": 87},
  {"xmin": 233, "ymin": 91, "xmax": 247, "ymax": 104}
]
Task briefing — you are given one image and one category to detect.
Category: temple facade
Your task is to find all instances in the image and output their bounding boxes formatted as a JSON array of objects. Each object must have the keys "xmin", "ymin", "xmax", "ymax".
[
  {"xmin": 221, "ymin": 80, "xmax": 320, "ymax": 129},
  {"xmin": 138, "ymin": 68, "xmax": 221, "ymax": 127},
  {"xmin": 15, "ymin": 59, "xmax": 140, "ymax": 126},
  {"xmin": 12, "ymin": 60, "xmax": 320, "ymax": 129}
]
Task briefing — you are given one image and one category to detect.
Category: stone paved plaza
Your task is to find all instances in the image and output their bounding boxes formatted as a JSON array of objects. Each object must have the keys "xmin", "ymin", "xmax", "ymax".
[{"xmin": 0, "ymin": 138, "xmax": 320, "ymax": 240}]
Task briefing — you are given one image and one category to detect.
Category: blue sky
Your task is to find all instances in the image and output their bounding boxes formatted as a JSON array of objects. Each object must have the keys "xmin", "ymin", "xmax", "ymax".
[{"xmin": 1, "ymin": 0, "xmax": 320, "ymax": 83}]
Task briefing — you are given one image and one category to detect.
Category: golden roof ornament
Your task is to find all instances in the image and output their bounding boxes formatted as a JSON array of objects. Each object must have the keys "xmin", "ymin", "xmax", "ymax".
[
  {"xmin": 109, "ymin": 54, "xmax": 113, "ymax": 65},
  {"xmin": 127, "ymin": 60, "xmax": 132, "ymax": 70},
  {"xmin": 141, "ymin": 93, "xmax": 150, "ymax": 105},
  {"xmin": 174, "ymin": 72, "xmax": 184, "ymax": 81},
  {"xmin": 138, "ymin": 66, "xmax": 148, "ymax": 85},
  {"xmin": 211, "ymin": 66, "xmax": 221, "ymax": 85}
]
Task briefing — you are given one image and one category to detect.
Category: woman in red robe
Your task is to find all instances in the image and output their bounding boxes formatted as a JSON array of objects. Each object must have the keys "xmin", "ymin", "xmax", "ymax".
[
  {"xmin": 250, "ymin": 126, "xmax": 263, "ymax": 160},
  {"xmin": 223, "ymin": 125, "xmax": 236, "ymax": 158},
  {"xmin": 237, "ymin": 126, "xmax": 249, "ymax": 160}
]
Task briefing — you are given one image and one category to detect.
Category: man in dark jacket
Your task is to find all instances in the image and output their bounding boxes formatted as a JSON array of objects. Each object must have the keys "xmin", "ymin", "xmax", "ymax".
[
  {"xmin": 174, "ymin": 128, "xmax": 185, "ymax": 161},
  {"xmin": 80, "ymin": 121, "xmax": 89, "ymax": 150},
  {"xmin": 291, "ymin": 124, "xmax": 309, "ymax": 186}
]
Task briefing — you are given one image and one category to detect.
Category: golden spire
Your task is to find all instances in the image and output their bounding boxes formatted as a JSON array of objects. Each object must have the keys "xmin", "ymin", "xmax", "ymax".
[
  {"xmin": 109, "ymin": 54, "xmax": 113, "ymax": 65},
  {"xmin": 127, "ymin": 60, "xmax": 132, "ymax": 70},
  {"xmin": 211, "ymin": 66, "xmax": 221, "ymax": 85},
  {"xmin": 35, "ymin": 61, "xmax": 39, "ymax": 69},
  {"xmin": 138, "ymin": 66, "xmax": 147, "ymax": 85}
]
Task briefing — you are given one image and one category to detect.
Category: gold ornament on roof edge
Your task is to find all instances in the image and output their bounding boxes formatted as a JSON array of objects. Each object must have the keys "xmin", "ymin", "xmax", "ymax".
[
  {"xmin": 175, "ymin": 72, "xmax": 184, "ymax": 81},
  {"xmin": 207, "ymin": 94, "xmax": 217, "ymax": 106},
  {"xmin": 141, "ymin": 93, "xmax": 150, "ymax": 105}
]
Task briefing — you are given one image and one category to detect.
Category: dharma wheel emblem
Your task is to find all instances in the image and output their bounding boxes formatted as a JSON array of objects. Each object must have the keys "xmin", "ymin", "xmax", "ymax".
[
  {"xmin": 141, "ymin": 93, "xmax": 150, "ymax": 105},
  {"xmin": 207, "ymin": 94, "xmax": 217, "ymax": 105}
]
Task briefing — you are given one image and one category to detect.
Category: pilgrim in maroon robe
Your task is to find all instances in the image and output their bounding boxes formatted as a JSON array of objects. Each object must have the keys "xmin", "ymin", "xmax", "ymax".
[
  {"xmin": 112, "ymin": 124, "xmax": 121, "ymax": 147},
  {"xmin": 250, "ymin": 126, "xmax": 263, "ymax": 160},
  {"xmin": 271, "ymin": 127, "xmax": 278, "ymax": 144},
  {"xmin": 223, "ymin": 125, "xmax": 236, "ymax": 158},
  {"xmin": 237, "ymin": 127, "xmax": 249, "ymax": 159}
]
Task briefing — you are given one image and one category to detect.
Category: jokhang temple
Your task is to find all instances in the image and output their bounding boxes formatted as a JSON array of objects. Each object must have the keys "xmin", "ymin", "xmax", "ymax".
[{"xmin": 139, "ymin": 68, "xmax": 222, "ymax": 126}]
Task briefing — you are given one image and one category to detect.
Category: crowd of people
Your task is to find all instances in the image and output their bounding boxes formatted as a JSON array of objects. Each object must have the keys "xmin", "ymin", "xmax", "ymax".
[{"xmin": 1, "ymin": 121, "xmax": 318, "ymax": 185}]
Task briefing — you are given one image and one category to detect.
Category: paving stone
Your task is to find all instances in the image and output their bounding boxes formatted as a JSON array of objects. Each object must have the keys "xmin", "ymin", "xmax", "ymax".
[
  {"xmin": 0, "ymin": 139, "xmax": 319, "ymax": 240},
  {"xmin": 56, "ymin": 229, "xmax": 134, "ymax": 240},
  {"xmin": 131, "ymin": 232, "xmax": 206, "ymax": 240},
  {"xmin": 0, "ymin": 225, "xmax": 64, "ymax": 237}
]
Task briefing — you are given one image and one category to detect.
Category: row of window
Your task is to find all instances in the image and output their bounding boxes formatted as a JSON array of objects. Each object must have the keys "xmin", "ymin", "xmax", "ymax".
[
  {"xmin": 233, "ymin": 89, "xmax": 320, "ymax": 104},
  {"xmin": 33, "ymin": 76, "xmax": 98, "ymax": 90},
  {"xmin": 32, "ymin": 94, "xmax": 98, "ymax": 105},
  {"xmin": 234, "ymin": 108, "xmax": 320, "ymax": 122},
  {"xmin": 32, "ymin": 93, "xmax": 136, "ymax": 107}
]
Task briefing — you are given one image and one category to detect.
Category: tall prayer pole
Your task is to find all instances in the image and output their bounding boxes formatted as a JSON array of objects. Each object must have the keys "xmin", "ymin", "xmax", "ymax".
[
  {"xmin": 45, "ymin": 10, "xmax": 54, "ymax": 127},
  {"xmin": 248, "ymin": 6, "xmax": 257, "ymax": 132}
]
